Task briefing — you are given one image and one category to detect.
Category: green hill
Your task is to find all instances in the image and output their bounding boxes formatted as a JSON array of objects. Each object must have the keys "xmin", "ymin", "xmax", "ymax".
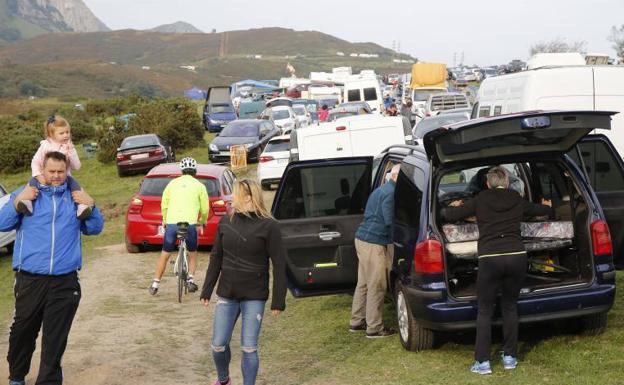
[{"xmin": 0, "ymin": 28, "xmax": 415, "ymax": 99}]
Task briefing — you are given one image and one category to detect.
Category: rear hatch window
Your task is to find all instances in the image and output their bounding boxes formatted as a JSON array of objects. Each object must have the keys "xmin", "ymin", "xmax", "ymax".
[
  {"xmin": 430, "ymin": 94, "xmax": 469, "ymax": 111},
  {"xmin": 121, "ymin": 136, "xmax": 158, "ymax": 150},
  {"xmin": 265, "ymin": 139, "xmax": 290, "ymax": 153},
  {"xmin": 140, "ymin": 177, "xmax": 220, "ymax": 197}
]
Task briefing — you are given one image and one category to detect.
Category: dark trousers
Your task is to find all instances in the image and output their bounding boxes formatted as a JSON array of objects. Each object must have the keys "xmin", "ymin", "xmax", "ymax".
[
  {"xmin": 7, "ymin": 271, "xmax": 81, "ymax": 385},
  {"xmin": 474, "ymin": 254, "xmax": 526, "ymax": 362}
]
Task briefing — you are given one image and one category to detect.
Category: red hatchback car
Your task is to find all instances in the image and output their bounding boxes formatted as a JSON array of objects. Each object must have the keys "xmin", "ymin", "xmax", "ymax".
[{"xmin": 125, "ymin": 163, "xmax": 236, "ymax": 253}]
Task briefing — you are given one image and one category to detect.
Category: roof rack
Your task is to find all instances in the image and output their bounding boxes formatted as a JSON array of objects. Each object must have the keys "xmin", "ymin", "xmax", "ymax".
[{"xmin": 380, "ymin": 143, "xmax": 425, "ymax": 156}]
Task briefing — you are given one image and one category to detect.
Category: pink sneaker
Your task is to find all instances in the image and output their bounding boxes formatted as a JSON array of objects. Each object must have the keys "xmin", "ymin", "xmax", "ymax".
[{"xmin": 213, "ymin": 379, "xmax": 231, "ymax": 385}]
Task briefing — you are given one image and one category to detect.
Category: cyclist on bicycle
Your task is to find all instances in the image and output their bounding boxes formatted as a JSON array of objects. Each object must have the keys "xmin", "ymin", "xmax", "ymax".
[{"xmin": 149, "ymin": 157, "xmax": 209, "ymax": 295}]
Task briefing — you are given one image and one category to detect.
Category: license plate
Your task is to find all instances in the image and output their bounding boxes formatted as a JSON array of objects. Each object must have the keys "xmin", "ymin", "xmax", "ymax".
[
  {"xmin": 131, "ymin": 153, "xmax": 149, "ymax": 160},
  {"xmin": 158, "ymin": 225, "xmax": 165, "ymax": 235},
  {"xmin": 277, "ymin": 159, "xmax": 288, "ymax": 164},
  {"xmin": 219, "ymin": 151, "xmax": 231, "ymax": 156}
]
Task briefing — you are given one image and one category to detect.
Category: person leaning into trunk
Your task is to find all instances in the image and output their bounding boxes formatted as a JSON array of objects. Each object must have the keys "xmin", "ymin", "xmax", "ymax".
[
  {"xmin": 349, "ymin": 164, "xmax": 401, "ymax": 338},
  {"xmin": 200, "ymin": 179, "xmax": 286, "ymax": 385},
  {"xmin": 0, "ymin": 151, "xmax": 104, "ymax": 385},
  {"xmin": 441, "ymin": 166, "xmax": 552, "ymax": 375}
]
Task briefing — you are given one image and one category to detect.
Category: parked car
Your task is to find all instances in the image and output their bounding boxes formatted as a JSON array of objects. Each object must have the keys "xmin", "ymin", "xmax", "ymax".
[
  {"xmin": 208, "ymin": 119, "xmax": 280, "ymax": 163},
  {"xmin": 203, "ymin": 86, "xmax": 237, "ymax": 132},
  {"xmin": 292, "ymin": 104, "xmax": 312, "ymax": 127},
  {"xmin": 271, "ymin": 110, "xmax": 620, "ymax": 352},
  {"xmin": 125, "ymin": 163, "xmax": 235, "ymax": 253},
  {"xmin": 292, "ymin": 99, "xmax": 319, "ymax": 123},
  {"xmin": 116, "ymin": 134, "xmax": 175, "ymax": 176},
  {"xmin": 261, "ymin": 106, "xmax": 298, "ymax": 134},
  {"xmin": 0, "ymin": 183, "xmax": 15, "ymax": 252},
  {"xmin": 412, "ymin": 111, "xmax": 471, "ymax": 138},
  {"xmin": 257, "ymin": 135, "xmax": 291, "ymax": 190}
]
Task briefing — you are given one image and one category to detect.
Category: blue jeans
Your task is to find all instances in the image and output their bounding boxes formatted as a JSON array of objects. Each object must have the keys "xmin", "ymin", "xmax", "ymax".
[{"xmin": 211, "ymin": 297, "xmax": 266, "ymax": 385}]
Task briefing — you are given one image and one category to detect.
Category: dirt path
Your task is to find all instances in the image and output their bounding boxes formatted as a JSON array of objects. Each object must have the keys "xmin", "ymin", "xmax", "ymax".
[{"xmin": 0, "ymin": 245, "xmax": 255, "ymax": 385}]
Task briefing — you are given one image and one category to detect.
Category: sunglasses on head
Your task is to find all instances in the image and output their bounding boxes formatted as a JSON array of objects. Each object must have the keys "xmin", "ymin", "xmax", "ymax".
[{"xmin": 47, "ymin": 115, "xmax": 56, "ymax": 125}]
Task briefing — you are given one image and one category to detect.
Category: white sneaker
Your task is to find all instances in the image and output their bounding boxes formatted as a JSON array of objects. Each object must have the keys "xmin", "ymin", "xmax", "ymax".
[{"xmin": 16, "ymin": 200, "xmax": 33, "ymax": 216}]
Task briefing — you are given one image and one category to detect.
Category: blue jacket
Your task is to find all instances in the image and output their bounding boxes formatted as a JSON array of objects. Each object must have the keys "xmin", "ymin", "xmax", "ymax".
[
  {"xmin": 355, "ymin": 180, "xmax": 395, "ymax": 245},
  {"xmin": 0, "ymin": 181, "xmax": 104, "ymax": 275}
]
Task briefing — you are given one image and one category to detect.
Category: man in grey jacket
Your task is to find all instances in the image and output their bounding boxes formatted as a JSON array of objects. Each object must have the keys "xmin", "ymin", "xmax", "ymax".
[{"xmin": 349, "ymin": 164, "xmax": 400, "ymax": 338}]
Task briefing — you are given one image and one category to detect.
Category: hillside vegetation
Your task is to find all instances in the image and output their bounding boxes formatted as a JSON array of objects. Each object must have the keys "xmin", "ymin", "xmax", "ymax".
[{"xmin": 0, "ymin": 28, "xmax": 414, "ymax": 99}]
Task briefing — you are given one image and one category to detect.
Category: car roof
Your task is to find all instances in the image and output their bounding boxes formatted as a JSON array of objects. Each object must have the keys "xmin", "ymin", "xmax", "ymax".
[
  {"xmin": 272, "ymin": 105, "xmax": 293, "ymax": 111},
  {"xmin": 230, "ymin": 119, "xmax": 261, "ymax": 125},
  {"xmin": 146, "ymin": 163, "xmax": 227, "ymax": 177},
  {"xmin": 123, "ymin": 133, "xmax": 157, "ymax": 140},
  {"xmin": 268, "ymin": 134, "xmax": 291, "ymax": 142}
]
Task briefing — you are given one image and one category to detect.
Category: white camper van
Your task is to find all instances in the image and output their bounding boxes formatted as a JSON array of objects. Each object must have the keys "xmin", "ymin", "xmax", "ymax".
[
  {"xmin": 342, "ymin": 78, "xmax": 384, "ymax": 114},
  {"xmin": 290, "ymin": 115, "xmax": 413, "ymax": 161},
  {"xmin": 474, "ymin": 65, "xmax": 624, "ymax": 156}
]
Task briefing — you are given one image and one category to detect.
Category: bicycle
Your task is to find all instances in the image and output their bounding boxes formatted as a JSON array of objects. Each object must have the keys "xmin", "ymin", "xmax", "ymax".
[{"xmin": 173, "ymin": 222, "xmax": 190, "ymax": 303}]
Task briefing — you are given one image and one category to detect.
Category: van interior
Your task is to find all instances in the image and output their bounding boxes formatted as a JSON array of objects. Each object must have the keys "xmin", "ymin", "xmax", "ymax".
[{"xmin": 436, "ymin": 161, "xmax": 594, "ymax": 298}]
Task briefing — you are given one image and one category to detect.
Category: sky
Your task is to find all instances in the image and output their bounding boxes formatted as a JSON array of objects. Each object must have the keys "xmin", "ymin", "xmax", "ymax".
[{"xmin": 83, "ymin": 0, "xmax": 623, "ymax": 66}]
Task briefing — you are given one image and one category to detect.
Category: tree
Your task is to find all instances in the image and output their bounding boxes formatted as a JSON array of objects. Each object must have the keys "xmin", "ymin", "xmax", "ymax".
[
  {"xmin": 18, "ymin": 80, "xmax": 44, "ymax": 97},
  {"xmin": 608, "ymin": 25, "xmax": 624, "ymax": 61},
  {"xmin": 529, "ymin": 38, "xmax": 587, "ymax": 57}
]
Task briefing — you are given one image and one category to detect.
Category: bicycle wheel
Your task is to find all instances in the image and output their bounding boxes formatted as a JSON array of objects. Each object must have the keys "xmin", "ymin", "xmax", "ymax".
[{"xmin": 177, "ymin": 245, "xmax": 185, "ymax": 303}]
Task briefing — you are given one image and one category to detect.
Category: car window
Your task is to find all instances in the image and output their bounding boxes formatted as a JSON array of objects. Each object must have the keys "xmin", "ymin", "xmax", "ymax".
[
  {"xmin": 395, "ymin": 164, "xmax": 424, "ymax": 229},
  {"xmin": 438, "ymin": 164, "xmax": 523, "ymax": 196},
  {"xmin": 210, "ymin": 104, "xmax": 235, "ymax": 113},
  {"xmin": 292, "ymin": 106, "xmax": 306, "ymax": 116},
  {"xmin": 220, "ymin": 122, "xmax": 259, "ymax": 137},
  {"xmin": 573, "ymin": 140, "xmax": 624, "ymax": 192},
  {"xmin": 494, "ymin": 106, "xmax": 502, "ymax": 116},
  {"xmin": 274, "ymin": 163, "xmax": 371, "ymax": 219},
  {"xmin": 120, "ymin": 135, "xmax": 158, "ymax": 149},
  {"xmin": 223, "ymin": 170, "xmax": 235, "ymax": 195},
  {"xmin": 478, "ymin": 106, "xmax": 491, "ymax": 117},
  {"xmin": 347, "ymin": 89, "xmax": 361, "ymax": 102},
  {"xmin": 140, "ymin": 177, "xmax": 219, "ymax": 197},
  {"xmin": 272, "ymin": 110, "xmax": 290, "ymax": 120},
  {"xmin": 265, "ymin": 139, "xmax": 290, "ymax": 152},
  {"xmin": 363, "ymin": 87, "xmax": 378, "ymax": 101}
]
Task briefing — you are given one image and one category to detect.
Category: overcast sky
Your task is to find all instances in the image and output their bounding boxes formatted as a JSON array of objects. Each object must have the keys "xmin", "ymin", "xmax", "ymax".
[{"xmin": 83, "ymin": 0, "xmax": 622, "ymax": 66}]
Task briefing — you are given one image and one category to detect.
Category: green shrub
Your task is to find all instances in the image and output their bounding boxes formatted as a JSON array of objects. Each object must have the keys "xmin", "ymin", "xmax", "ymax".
[
  {"xmin": 0, "ymin": 118, "xmax": 40, "ymax": 173},
  {"xmin": 95, "ymin": 118, "xmax": 127, "ymax": 163},
  {"xmin": 85, "ymin": 95, "xmax": 144, "ymax": 118},
  {"xmin": 54, "ymin": 107, "xmax": 96, "ymax": 143}
]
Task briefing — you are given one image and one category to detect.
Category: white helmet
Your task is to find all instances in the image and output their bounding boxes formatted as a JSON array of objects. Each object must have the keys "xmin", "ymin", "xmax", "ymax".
[{"xmin": 179, "ymin": 157, "xmax": 197, "ymax": 171}]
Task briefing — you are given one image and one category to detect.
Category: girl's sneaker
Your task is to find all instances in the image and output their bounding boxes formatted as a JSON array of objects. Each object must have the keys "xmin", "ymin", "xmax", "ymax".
[
  {"xmin": 470, "ymin": 360, "xmax": 492, "ymax": 375},
  {"xmin": 213, "ymin": 378, "xmax": 231, "ymax": 385},
  {"xmin": 501, "ymin": 353, "xmax": 518, "ymax": 370}
]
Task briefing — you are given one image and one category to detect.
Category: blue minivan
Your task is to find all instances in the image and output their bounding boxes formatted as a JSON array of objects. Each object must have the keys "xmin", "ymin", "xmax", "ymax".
[
  {"xmin": 271, "ymin": 110, "xmax": 621, "ymax": 351},
  {"xmin": 203, "ymin": 86, "xmax": 237, "ymax": 132}
]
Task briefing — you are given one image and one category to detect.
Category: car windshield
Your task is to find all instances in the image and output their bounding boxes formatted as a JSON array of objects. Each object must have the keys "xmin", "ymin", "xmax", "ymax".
[
  {"xmin": 273, "ymin": 110, "xmax": 290, "ymax": 120},
  {"xmin": 265, "ymin": 139, "xmax": 291, "ymax": 152},
  {"xmin": 220, "ymin": 122, "xmax": 259, "ymax": 137},
  {"xmin": 140, "ymin": 177, "xmax": 219, "ymax": 197},
  {"xmin": 292, "ymin": 106, "xmax": 306, "ymax": 116},
  {"xmin": 412, "ymin": 90, "xmax": 439, "ymax": 102},
  {"xmin": 327, "ymin": 111, "xmax": 358, "ymax": 122},
  {"xmin": 210, "ymin": 104, "xmax": 234, "ymax": 113},
  {"xmin": 120, "ymin": 136, "xmax": 158, "ymax": 149},
  {"xmin": 415, "ymin": 115, "xmax": 468, "ymax": 138}
]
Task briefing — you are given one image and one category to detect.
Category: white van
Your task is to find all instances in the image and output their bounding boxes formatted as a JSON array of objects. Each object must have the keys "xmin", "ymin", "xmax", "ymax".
[
  {"xmin": 342, "ymin": 78, "xmax": 384, "ymax": 114},
  {"xmin": 289, "ymin": 115, "xmax": 413, "ymax": 161},
  {"xmin": 474, "ymin": 65, "xmax": 624, "ymax": 156}
]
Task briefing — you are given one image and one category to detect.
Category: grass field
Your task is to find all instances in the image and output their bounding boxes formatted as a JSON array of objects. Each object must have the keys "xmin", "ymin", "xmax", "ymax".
[{"xmin": 0, "ymin": 131, "xmax": 623, "ymax": 384}]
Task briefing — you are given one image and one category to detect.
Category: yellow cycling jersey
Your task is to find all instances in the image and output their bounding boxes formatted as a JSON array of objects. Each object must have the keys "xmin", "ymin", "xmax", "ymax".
[{"xmin": 161, "ymin": 174, "xmax": 209, "ymax": 225}]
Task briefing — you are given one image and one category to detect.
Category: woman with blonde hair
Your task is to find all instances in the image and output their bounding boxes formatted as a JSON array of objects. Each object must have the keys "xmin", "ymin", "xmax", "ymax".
[{"xmin": 200, "ymin": 179, "xmax": 286, "ymax": 385}]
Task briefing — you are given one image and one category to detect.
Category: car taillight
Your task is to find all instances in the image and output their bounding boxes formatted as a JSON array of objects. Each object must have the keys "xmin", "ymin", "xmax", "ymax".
[
  {"xmin": 128, "ymin": 197, "xmax": 143, "ymax": 214},
  {"xmin": 151, "ymin": 147, "xmax": 164, "ymax": 156},
  {"xmin": 116, "ymin": 153, "xmax": 127, "ymax": 161},
  {"xmin": 211, "ymin": 199, "xmax": 228, "ymax": 216},
  {"xmin": 259, "ymin": 156, "xmax": 274, "ymax": 163},
  {"xmin": 591, "ymin": 220, "xmax": 612, "ymax": 256},
  {"xmin": 414, "ymin": 239, "xmax": 444, "ymax": 274}
]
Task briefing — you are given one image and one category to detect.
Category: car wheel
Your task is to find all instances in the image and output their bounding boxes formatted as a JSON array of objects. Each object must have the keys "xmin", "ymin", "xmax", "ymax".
[
  {"xmin": 125, "ymin": 236, "xmax": 142, "ymax": 253},
  {"xmin": 581, "ymin": 312, "xmax": 607, "ymax": 336},
  {"xmin": 395, "ymin": 281, "xmax": 434, "ymax": 351},
  {"xmin": 117, "ymin": 168, "xmax": 125, "ymax": 177}
]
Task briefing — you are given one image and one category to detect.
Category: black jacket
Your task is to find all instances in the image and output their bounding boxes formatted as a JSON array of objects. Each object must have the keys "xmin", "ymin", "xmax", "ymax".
[
  {"xmin": 200, "ymin": 213, "xmax": 287, "ymax": 310},
  {"xmin": 441, "ymin": 189, "xmax": 553, "ymax": 257}
]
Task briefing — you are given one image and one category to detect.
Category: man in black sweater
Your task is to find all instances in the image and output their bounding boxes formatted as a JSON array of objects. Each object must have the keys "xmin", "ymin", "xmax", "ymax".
[{"xmin": 441, "ymin": 166, "xmax": 552, "ymax": 375}]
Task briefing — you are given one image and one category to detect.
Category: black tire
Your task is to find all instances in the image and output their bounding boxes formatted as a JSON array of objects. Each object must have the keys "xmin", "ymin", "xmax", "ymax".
[
  {"xmin": 125, "ymin": 236, "xmax": 141, "ymax": 253},
  {"xmin": 177, "ymin": 247, "xmax": 187, "ymax": 303},
  {"xmin": 581, "ymin": 312, "xmax": 608, "ymax": 336},
  {"xmin": 395, "ymin": 281, "xmax": 434, "ymax": 351}
]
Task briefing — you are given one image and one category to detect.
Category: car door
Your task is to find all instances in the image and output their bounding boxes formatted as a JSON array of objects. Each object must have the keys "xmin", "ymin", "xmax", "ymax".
[
  {"xmin": 272, "ymin": 157, "xmax": 374, "ymax": 297},
  {"xmin": 567, "ymin": 134, "xmax": 624, "ymax": 266}
]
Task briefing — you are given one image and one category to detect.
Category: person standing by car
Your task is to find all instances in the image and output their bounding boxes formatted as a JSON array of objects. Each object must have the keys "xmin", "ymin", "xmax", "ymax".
[
  {"xmin": 349, "ymin": 164, "xmax": 400, "ymax": 338},
  {"xmin": 441, "ymin": 166, "xmax": 552, "ymax": 375},
  {"xmin": 401, "ymin": 100, "xmax": 414, "ymax": 126},
  {"xmin": 0, "ymin": 151, "xmax": 104, "ymax": 385},
  {"xmin": 318, "ymin": 104, "xmax": 329, "ymax": 122},
  {"xmin": 149, "ymin": 157, "xmax": 208, "ymax": 295},
  {"xmin": 200, "ymin": 179, "xmax": 286, "ymax": 385}
]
